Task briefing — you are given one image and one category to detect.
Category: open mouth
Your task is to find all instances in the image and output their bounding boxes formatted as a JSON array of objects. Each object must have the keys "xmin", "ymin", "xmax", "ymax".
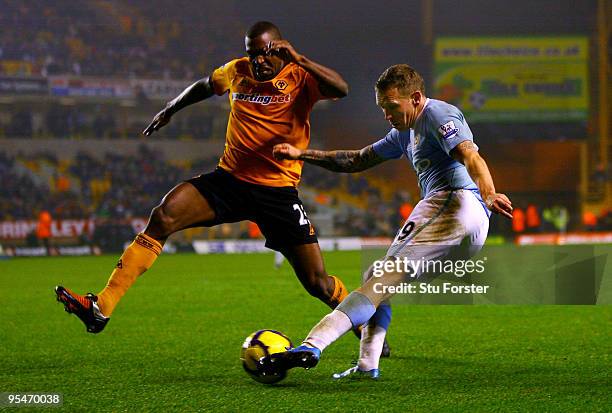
[
  {"xmin": 256, "ymin": 69, "xmax": 274, "ymax": 80},
  {"xmin": 258, "ymin": 65, "xmax": 273, "ymax": 74}
]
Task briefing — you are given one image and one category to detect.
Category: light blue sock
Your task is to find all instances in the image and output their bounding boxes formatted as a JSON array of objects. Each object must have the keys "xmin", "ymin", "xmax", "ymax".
[
  {"xmin": 336, "ymin": 291, "xmax": 376, "ymax": 328},
  {"xmin": 370, "ymin": 304, "xmax": 391, "ymax": 330}
]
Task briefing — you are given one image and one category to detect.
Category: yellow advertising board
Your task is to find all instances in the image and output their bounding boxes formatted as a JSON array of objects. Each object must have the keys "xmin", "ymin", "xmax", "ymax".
[{"xmin": 434, "ymin": 37, "xmax": 589, "ymax": 122}]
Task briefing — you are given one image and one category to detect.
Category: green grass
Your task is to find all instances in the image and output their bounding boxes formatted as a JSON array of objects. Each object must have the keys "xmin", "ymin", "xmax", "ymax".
[{"xmin": 0, "ymin": 250, "xmax": 610, "ymax": 412}]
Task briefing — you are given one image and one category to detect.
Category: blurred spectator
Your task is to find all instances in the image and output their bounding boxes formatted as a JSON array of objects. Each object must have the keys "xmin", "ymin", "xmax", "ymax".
[
  {"xmin": 543, "ymin": 205, "xmax": 569, "ymax": 233},
  {"xmin": 512, "ymin": 207, "xmax": 525, "ymax": 234},
  {"xmin": 597, "ymin": 209, "xmax": 612, "ymax": 231},
  {"xmin": 53, "ymin": 173, "xmax": 71, "ymax": 192},
  {"xmin": 592, "ymin": 163, "xmax": 607, "ymax": 183},
  {"xmin": 36, "ymin": 209, "xmax": 52, "ymax": 251},
  {"xmin": 92, "ymin": 218, "xmax": 135, "ymax": 253},
  {"xmin": 525, "ymin": 204, "xmax": 541, "ymax": 233},
  {"xmin": 247, "ymin": 221, "xmax": 262, "ymax": 239},
  {"xmin": 7, "ymin": 110, "xmax": 32, "ymax": 136},
  {"xmin": 582, "ymin": 210, "xmax": 597, "ymax": 231},
  {"xmin": 399, "ymin": 201, "xmax": 413, "ymax": 223}
]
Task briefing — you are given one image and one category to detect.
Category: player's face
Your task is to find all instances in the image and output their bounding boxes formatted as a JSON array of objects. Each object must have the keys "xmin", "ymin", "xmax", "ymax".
[
  {"xmin": 245, "ymin": 31, "xmax": 285, "ymax": 81},
  {"xmin": 376, "ymin": 88, "xmax": 423, "ymax": 130}
]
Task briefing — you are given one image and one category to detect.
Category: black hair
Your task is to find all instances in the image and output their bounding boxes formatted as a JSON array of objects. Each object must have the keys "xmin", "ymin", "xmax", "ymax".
[{"xmin": 246, "ymin": 21, "xmax": 281, "ymax": 39}]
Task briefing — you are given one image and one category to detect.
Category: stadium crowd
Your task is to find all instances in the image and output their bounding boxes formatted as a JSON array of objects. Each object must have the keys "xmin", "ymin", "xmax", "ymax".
[
  {"xmin": 0, "ymin": 0, "xmax": 243, "ymax": 78},
  {"xmin": 0, "ymin": 2, "xmax": 605, "ymax": 242},
  {"xmin": 0, "ymin": 149, "xmax": 407, "ymax": 238},
  {"xmin": 0, "ymin": 106, "xmax": 216, "ymax": 140},
  {"xmin": 2, "ymin": 150, "xmax": 607, "ymax": 244}
]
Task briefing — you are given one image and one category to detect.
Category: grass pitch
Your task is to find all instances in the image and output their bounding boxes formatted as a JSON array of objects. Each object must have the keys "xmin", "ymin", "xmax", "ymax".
[{"xmin": 0, "ymin": 249, "xmax": 610, "ymax": 412}]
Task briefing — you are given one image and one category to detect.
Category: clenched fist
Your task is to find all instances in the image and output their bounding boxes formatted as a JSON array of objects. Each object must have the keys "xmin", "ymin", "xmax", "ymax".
[{"xmin": 273, "ymin": 143, "xmax": 303, "ymax": 160}]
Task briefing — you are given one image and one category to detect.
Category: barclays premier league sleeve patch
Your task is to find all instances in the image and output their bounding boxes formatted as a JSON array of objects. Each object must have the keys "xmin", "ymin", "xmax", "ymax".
[{"xmin": 438, "ymin": 120, "xmax": 459, "ymax": 139}]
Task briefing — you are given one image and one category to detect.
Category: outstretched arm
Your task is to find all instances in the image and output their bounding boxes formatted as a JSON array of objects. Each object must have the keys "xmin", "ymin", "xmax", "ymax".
[
  {"xmin": 451, "ymin": 141, "xmax": 513, "ymax": 219},
  {"xmin": 143, "ymin": 76, "xmax": 214, "ymax": 136},
  {"xmin": 273, "ymin": 143, "xmax": 387, "ymax": 173},
  {"xmin": 268, "ymin": 39, "xmax": 348, "ymax": 98}
]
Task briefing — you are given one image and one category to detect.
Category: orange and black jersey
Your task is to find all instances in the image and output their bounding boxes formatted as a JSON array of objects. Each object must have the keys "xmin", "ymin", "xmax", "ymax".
[{"xmin": 210, "ymin": 57, "xmax": 327, "ymax": 187}]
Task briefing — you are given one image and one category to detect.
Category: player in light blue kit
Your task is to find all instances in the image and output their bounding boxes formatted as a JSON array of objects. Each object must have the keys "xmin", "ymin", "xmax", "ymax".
[{"xmin": 271, "ymin": 64, "xmax": 513, "ymax": 379}]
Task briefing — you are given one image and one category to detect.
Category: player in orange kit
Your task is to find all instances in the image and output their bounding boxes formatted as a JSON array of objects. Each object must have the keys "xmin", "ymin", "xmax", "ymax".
[{"xmin": 54, "ymin": 22, "xmax": 366, "ymax": 345}]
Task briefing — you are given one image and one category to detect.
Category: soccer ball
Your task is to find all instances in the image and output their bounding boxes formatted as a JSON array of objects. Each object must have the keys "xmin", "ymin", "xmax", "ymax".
[{"xmin": 241, "ymin": 329, "xmax": 293, "ymax": 384}]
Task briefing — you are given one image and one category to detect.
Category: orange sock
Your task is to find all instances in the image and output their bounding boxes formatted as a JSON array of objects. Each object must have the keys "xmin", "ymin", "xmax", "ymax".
[
  {"xmin": 96, "ymin": 233, "xmax": 162, "ymax": 316},
  {"xmin": 326, "ymin": 275, "xmax": 349, "ymax": 309}
]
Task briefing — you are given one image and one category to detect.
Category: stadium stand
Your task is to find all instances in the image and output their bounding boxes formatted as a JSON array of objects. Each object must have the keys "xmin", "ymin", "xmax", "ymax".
[
  {"xmin": 0, "ymin": 1, "xmax": 602, "ymax": 249},
  {"xmin": 0, "ymin": 147, "xmax": 592, "ymax": 247},
  {"xmin": 0, "ymin": 0, "xmax": 242, "ymax": 78}
]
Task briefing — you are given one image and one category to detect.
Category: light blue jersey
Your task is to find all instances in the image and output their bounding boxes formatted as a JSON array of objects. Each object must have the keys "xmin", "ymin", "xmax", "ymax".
[{"xmin": 372, "ymin": 98, "xmax": 489, "ymax": 216}]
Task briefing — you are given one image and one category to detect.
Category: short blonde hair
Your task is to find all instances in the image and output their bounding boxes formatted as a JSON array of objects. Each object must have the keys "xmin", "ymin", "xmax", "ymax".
[{"xmin": 375, "ymin": 64, "xmax": 425, "ymax": 96}]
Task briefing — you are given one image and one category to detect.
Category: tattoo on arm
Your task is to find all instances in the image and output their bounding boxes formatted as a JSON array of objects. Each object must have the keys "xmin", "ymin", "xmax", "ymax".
[
  {"xmin": 452, "ymin": 140, "xmax": 497, "ymax": 200},
  {"xmin": 451, "ymin": 140, "xmax": 478, "ymax": 163},
  {"xmin": 456, "ymin": 140, "xmax": 477, "ymax": 152},
  {"xmin": 299, "ymin": 145, "xmax": 386, "ymax": 173}
]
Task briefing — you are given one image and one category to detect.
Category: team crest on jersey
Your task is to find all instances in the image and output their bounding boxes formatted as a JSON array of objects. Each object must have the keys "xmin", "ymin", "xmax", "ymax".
[
  {"xmin": 438, "ymin": 120, "xmax": 459, "ymax": 139},
  {"xmin": 274, "ymin": 79, "xmax": 288, "ymax": 91}
]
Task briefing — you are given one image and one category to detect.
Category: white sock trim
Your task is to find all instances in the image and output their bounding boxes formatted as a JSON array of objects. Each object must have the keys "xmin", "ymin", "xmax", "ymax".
[
  {"xmin": 303, "ymin": 310, "xmax": 352, "ymax": 352},
  {"xmin": 357, "ymin": 325, "xmax": 387, "ymax": 371}
]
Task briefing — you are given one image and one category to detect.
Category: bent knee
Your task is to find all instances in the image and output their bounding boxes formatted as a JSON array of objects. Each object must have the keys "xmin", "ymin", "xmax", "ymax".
[{"xmin": 147, "ymin": 204, "xmax": 178, "ymax": 238}]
